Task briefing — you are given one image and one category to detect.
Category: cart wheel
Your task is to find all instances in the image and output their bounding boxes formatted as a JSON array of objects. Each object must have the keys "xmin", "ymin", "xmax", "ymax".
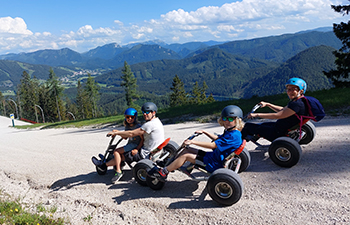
[
  {"xmin": 299, "ymin": 121, "xmax": 316, "ymax": 145},
  {"xmin": 96, "ymin": 164, "xmax": 107, "ymax": 175},
  {"xmin": 268, "ymin": 137, "xmax": 302, "ymax": 168},
  {"xmin": 133, "ymin": 159, "xmax": 154, "ymax": 186},
  {"xmin": 207, "ymin": 169, "xmax": 243, "ymax": 206},
  {"xmin": 146, "ymin": 175, "xmax": 166, "ymax": 190},
  {"xmin": 228, "ymin": 148, "xmax": 251, "ymax": 173},
  {"xmin": 161, "ymin": 140, "xmax": 179, "ymax": 164}
]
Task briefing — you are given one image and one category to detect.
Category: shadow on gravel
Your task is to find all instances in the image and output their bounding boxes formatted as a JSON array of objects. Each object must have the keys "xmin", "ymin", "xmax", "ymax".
[
  {"xmin": 111, "ymin": 173, "xmax": 224, "ymax": 208},
  {"xmin": 49, "ymin": 168, "xmax": 133, "ymax": 191},
  {"xmin": 242, "ymin": 141, "xmax": 350, "ymax": 176}
]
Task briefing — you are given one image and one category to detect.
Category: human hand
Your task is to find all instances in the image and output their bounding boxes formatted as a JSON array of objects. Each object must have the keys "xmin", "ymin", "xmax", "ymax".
[
  {"xmin": 106, "ymin": 131, "xmax": 115, "ymax": 137},
  {"xmin": 248, "ymin": 113, "xmax": 258, "ymax": 119},
  {"xmin": 131, "ymin": 149, "xmax": 138, "ymax": 156},
  {"xmin": 182, "ymin": 139, "xmax": 192, "ymax": 147},
  {"xmin": 259, "ymin": 101, "xmax": 269, "ymax": 108}
]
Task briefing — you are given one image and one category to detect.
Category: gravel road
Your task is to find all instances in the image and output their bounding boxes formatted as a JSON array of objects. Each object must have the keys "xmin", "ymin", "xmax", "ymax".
[{"xmin": 0, "ymin": 115, "xmax": 349, "ymax": 224}]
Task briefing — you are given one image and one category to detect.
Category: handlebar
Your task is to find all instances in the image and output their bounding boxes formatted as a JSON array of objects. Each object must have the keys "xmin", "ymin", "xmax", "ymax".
[
  {"xmin": 243, "ymin": 103, "xmax": 262, "ymax": 121},
  {"xmin": 187, "ymin": 133, "xmax": 202, "ymax": 140},
  {"xmin": 251, "ymin": 103, "xmax": 262, "ymax": 113},
  {"xmin": 180, "ymin": 133, "xmax": 202, "ymax": 149}
]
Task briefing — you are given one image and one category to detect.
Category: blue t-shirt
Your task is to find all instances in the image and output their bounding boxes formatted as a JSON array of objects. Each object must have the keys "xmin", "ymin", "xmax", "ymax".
[
  {"xmin": 203, "ymin": 129, "xmax": 242, "ymax": 173},
  {"xmin": 275, "ymin": 98, "xmax": 306, "ymax": 133}
]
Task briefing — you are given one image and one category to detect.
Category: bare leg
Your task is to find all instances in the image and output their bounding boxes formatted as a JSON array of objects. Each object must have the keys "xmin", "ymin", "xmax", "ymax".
[
  {"xmin": 106, "ymin": 147, "xmax": 125, "ymax": 173},
  {"xmin": 166, "ymin": 147, "xmax": 198, "ymax": 172}
]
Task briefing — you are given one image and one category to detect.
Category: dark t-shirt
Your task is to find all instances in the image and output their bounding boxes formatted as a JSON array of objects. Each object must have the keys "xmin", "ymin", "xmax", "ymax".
[{"xmin": 275, "ymin": 98, "xmax": 307, "ymax": 133}]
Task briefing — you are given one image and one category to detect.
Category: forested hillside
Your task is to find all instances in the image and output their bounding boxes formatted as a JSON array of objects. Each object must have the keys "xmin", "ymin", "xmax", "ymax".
[
  {"xmin": 95, "ymin": 48, "xmax": 279, "ymax": 98},
  {"xmin": 189, "ymin": 31, "xmax": 341, "ymax": 62},
  {"xmin": 0, "ymin": 60, "xmax": 74, "ymax": 92},
  {"xmin": 95, "ymin": 45, "xmax": 336, "ymax": 99},
  {"xmin": 242, "ymin": 45, "xmax": 336, "ymax": 98}
]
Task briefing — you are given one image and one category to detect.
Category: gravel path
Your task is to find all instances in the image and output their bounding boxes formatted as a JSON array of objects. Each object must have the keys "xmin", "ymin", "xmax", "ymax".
[{"xmin": 0, "ymin": 115, "xmax": 349, "ymax": 224}]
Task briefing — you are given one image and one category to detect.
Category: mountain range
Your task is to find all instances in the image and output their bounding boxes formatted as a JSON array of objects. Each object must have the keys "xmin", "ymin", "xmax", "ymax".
[{"xmin": 0, "ymin": 27, "xmax": 341, "ymax": 100}]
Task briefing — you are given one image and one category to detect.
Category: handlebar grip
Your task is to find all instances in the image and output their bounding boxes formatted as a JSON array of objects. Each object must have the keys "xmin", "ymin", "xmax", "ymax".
[
  {"xmin": 188, "ymin": 133, "xmax": 202, "ymax": 140},
  {"xmin": 251, "ymin": 103, "xmax": 262, "ymax": 112}
]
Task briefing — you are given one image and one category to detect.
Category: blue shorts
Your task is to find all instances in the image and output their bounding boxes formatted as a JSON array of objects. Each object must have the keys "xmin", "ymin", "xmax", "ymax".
[{"xmin": 123, "ymin": 143, "xmax": 138, "ymax": 152}]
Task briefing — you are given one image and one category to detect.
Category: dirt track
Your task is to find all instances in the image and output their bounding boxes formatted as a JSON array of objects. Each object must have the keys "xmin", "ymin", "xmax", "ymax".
[{"xmin": 1, "ymin": 115, "xmax": 350, "ymax": 224}]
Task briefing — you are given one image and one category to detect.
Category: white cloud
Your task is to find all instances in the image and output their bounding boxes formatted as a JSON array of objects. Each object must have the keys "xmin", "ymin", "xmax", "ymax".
[
  {"xmin": 0, "ymin": 17, "xmax": 32, "ymax": 35},
  {"xmin": 0, "ymin": 0, "xmax": 347, "ymax": 55},
  {"xmin": 114, "ymin": 20, "xmax": 124, "ymax": 26}
]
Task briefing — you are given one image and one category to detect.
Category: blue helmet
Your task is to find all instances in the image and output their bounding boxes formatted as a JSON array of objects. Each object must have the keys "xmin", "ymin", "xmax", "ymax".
[
  {"xmin": 285, "ymin": 78, "xmax": 307, "ymax": 93},
  {"xmin": 124, "ymin": 108, "xmax": 138, "ymax": 117}
]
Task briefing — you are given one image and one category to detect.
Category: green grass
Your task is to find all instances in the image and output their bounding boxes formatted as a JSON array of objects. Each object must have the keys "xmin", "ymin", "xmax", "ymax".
[
  {"xmin": 15, "ymin": 87, "xmax": 350, "ymax": 129},
  {"xmin": 0, "ymin": 191, "xmax": 65, "ymax": 225}
]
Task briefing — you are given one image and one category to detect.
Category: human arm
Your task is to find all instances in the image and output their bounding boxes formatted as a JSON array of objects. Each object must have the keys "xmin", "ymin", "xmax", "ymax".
[
  {"xmin": 249, "ymin": 106, "xmax": 296, "ymax": 120},
  {"xmin": 195, "ymin": 130, "xmax": 218, "ymax": 141},
  {"xmin": 183, "ymin": 139, "xmax": 217, "ymax": 150},
  {"xmin": 259, "ymin": 101, "xmax": 284, "ymax": 112},
  {"xmin": 136, "ymin": 134, "xmax": 144, "ymax": 150},
  {"xmin": 107, "ymin": 128, "xmax": 146, "ymax": 139}
]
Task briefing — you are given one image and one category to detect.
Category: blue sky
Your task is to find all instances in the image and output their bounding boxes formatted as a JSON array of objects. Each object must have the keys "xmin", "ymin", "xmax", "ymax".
[{"xmin": 0, "ymin": 0, "xmax": 348, "ymax": 55}]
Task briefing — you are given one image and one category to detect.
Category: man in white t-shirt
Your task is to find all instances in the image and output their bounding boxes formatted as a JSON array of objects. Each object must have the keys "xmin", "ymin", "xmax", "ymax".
[{"xmin": 104, "ymin": 102, "xmax": 164, "ymax": 163}]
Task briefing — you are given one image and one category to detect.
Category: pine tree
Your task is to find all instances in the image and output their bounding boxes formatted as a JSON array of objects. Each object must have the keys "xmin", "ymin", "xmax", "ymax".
[
  {"xmin": 324, "ymin": 2, "xmax": 350, "ymax": 87},
  {"xmin": 76, "ymin": 80, "xmax": 87, "ymax": 119},
  {"xmin": 0, "ymin": 90, "xmax": 4, "ymax": 115},
  {"xmin": 200, "ymin": 81, "xmax": 208, "ymax": 102},
  {"xmin": 189, "ymin": 81, "xmax": 215, "ymax": 104},
  {"xmin": 121, "ymin": 61, "xmax": 139, "ymax": 107},
  {"xmin": 45, "ymin": 68, "xmax": 65, "ymax": 122},
  {"xmin": 18, "ymin": 71, "xmax": 39, "ymax": 121},
  {"xmin": 190, "ymin": 81, "xmax": 202, "ymax": 104},
  {"xmin": 84, "ymin": 74, "xmax": 100, "ymax": 118},
  {"xmin": 170, "ymin": 75, "xmax": 188, "ymax": 107}
]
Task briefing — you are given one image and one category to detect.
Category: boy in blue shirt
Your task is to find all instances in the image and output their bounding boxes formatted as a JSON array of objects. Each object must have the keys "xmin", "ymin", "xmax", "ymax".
[{"xmin": 149, "ymin": 105, "xmax": 244, "ymax": 181}]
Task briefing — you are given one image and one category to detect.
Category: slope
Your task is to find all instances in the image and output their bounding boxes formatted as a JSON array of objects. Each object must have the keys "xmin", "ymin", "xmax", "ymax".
[{"xmin": 242, "ymin": 45, "xmax": 336, "ymax": 98}]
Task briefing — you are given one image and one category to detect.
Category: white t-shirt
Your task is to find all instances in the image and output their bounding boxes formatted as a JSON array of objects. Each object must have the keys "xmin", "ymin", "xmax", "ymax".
[{"xmin": 140, "ymin": 117, "xmax": 164, "ymax": 158}]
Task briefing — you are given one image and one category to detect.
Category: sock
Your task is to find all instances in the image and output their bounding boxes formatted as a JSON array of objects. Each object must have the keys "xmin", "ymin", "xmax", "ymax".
[{"xmin": 162, "ymin": 167, "xmax": 169, "ymax": 175}]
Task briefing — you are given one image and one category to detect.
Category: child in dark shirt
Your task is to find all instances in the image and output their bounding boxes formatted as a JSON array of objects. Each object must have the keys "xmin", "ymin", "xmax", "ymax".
[{"xmin": 241, "ymin": 77, "xmax": 308, "ymax": 142}]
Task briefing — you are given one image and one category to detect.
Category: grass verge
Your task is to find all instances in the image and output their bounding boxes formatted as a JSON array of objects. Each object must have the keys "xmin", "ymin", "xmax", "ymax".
[
  {"xmin": 14, "ymin": 87, "xmax": 350, "ymax": 129},
  {"xmin": 0, "ymin": 190, "xmax": 65, "ymax": 225}
]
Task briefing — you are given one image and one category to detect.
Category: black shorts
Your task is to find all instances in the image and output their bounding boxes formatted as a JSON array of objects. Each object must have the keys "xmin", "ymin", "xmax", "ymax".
[
  {"xmin": 124, "ymin": 151, "xmax": 143, "ymax": 164},
  {"xmin": 196, "ymin": 150, "xmax": 206, "ymax": 162}
]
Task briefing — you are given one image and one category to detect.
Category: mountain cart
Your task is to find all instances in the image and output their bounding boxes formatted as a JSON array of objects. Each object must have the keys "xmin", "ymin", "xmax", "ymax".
[
  {"xmin": 133, "ymin": 133, "xmax": 249, "ymax": 206},
  {"xmin": 245, "ymin": 104, "xmax": 316, "ymax": 168}
]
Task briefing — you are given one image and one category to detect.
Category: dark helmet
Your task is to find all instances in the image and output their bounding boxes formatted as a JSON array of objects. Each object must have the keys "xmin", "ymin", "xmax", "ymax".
[
  {"xmin": 285, "ymin": 77, "xmax": 307, "ymax": 93},
  {"xmin": 141, "ymin": 102, "xmax": 158, "ymax": 113},
  {"xmin": 124, "ymin": 108, "xmax": 138, "ymax": 117},
  {"xmin": 221, "ymin": 105, "xmax": 243, "ymax": 119}
]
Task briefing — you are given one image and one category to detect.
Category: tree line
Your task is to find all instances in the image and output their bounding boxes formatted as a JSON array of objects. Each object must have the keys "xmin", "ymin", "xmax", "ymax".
[
  {"xmin": 0, "ymin": 62, "xmax": 215, "ymax": 123},
  {"xmin": 0, "ymin": 67, "xmax": 100, "ymax": 123}
]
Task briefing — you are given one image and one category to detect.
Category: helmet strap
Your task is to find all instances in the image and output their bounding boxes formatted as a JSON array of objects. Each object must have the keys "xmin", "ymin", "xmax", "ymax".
[{"xmin": 226, "ymin": 125, "xmax": 236, "ymax": 131}]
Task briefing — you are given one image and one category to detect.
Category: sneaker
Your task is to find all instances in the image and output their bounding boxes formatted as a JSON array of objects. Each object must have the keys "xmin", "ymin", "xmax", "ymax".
[
  {"xmin": 111, "ymin": 172, "xmax": 124, "ymax": 184},
  {"xmin": 147, "ymin": 166, "xmax": 167, "ymax": 182},
  {"xmin": 179, "ymin": 163, "xmax": 194, "ymax": 176},
  {"xmin": 245, "ymin": 135, "xmax": 260, "ymax": 142},
  {"xmin": 92, "ymin": 156, "xmax": 103, "ymax": 166},
  {"xmin": 98, "ymin": 154, "xmax": 105, "ymax": 160}
]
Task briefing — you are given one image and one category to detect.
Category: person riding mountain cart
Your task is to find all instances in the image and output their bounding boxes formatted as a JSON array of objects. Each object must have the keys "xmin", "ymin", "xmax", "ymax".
[
  {"xmin": 133, "ymin": 105, "xmax": 249, "ymax": 206},
  {"xmin": 242, "ymin": 78, "xmax": 325, "ymax": 168}
]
